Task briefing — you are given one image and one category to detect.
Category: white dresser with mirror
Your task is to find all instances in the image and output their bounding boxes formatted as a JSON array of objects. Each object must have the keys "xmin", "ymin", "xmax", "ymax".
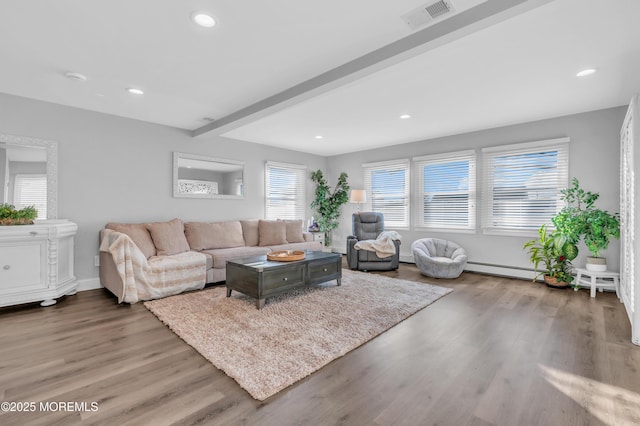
[{"xmin": 1, "ymin": 133, "xmax": 78, "ymax": 307}]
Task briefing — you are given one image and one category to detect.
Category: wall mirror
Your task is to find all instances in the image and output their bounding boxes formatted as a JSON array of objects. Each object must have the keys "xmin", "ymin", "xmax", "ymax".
[
  {"xmin": 173, "ymin": 152, "xmax": 244, "ymax": 199},
  {"xmin": 0, "ymin": 133, "xmax": 57, "ymax": 219}
]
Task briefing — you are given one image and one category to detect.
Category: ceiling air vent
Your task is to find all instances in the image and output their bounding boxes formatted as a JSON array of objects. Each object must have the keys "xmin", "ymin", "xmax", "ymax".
[{"xmin": 401, "ymin": 0, "xmax": 455, "ymax": 30}]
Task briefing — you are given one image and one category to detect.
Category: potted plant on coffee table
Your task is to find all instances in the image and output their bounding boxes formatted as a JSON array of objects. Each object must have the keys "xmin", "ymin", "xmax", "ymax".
[{"xmin": 524, "ymin": 225, "xmax": 577, "ymax": 288}]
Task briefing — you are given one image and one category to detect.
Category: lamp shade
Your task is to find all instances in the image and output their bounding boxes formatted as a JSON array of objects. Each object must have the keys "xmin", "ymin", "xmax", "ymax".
[{"xmin": 349, "ymin": 189, "xmax": 367, "ymax": 204}]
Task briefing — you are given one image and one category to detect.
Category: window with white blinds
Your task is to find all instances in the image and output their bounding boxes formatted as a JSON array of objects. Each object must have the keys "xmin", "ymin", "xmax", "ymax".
[
  {"xmin": 265, "ymin": 161, "xmax": 306, "ymax": 220},
  {"xmin": 363, "ymin": 159, "xmax": 410, "ymax": 228},
  {"xmin": 14, "ymin": 174, "xmax": 47, "ymax": 219},
  {"xmin": 481, "ymin": 138, "xmax": 569, "ymax": 234},
  {"xmin": 414, "ymin": 150, "xmax": 476, "ymax": 231}
]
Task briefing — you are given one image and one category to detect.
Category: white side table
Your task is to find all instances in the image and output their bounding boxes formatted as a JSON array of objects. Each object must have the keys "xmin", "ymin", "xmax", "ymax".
[{"xmin": 574, "ymin": 268, "xmax": 620, "ymax": 299}]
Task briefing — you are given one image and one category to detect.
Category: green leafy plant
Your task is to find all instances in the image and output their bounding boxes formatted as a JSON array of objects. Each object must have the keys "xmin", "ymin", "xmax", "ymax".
[
  {"xmin": 310, "ymin": 170, "xmax": 349, "ymax": 247},
  {"xmin": 552, "ymin": 178, "xmax": 620, "ymax": 258},
  {"xmin": 524, "ymin": 225, "xmax": 576, "ymax": 285},
  {"xmin": 0, "ymin": 203, "xmax": 38, "ymax": 225}
]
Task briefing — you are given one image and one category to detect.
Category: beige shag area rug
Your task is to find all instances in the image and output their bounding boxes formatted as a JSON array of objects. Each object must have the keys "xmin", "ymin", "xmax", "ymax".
[{"xmin": 144, "ymin": 269, "xmax": 452, "ymax": 400}]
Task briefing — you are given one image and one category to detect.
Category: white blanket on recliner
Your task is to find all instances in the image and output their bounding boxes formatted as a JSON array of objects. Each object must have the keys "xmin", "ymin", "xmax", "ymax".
[{"xmin": 354, "ymin": 230, "xmax": 402, "ymax": 258}]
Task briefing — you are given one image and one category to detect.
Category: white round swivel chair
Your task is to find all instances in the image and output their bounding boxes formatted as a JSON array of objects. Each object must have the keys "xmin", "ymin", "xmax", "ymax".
[{"xmin": 412, "ymin": 238, "xmax": 467, "ymax": 279}]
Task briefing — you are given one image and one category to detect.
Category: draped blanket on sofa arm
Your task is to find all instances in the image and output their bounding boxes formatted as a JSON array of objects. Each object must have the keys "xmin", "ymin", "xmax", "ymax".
[{"xmin": 99, "ymin": 229, "xmax": 207, "ymax": 304}]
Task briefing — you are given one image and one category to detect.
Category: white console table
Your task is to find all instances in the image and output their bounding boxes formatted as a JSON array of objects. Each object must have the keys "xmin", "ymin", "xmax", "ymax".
[{"xmin": 0, "ymin": 220, "xmax": 78, "ymax": 307}]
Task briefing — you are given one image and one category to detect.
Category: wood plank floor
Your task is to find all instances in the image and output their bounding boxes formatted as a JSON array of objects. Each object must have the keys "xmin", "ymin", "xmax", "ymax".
[{"xmin": 1, "ymin": 260, "xmax": 639, "ymax": 426}]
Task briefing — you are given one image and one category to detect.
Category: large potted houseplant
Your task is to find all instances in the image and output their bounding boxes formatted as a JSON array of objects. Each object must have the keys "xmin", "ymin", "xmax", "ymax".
[
  {"xmin": 310, "ymin": 170, "xmax": 349, "ymax": 249},
  {"xmin": 524, "ymin": 225, "xmax": 577, "ymax": 288},
  {"xmin": 0, "ymin": 203, "xmax": 38, "ymax": 225},
  {"xmin": 552, "ymin": 178, "xmax": 620, "ymax": 271}
]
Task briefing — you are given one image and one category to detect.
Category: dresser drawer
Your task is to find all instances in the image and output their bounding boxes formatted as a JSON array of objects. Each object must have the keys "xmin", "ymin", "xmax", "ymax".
[
  {"xmin": 0, "ymin": 243, "xmax": 45, "ymax": 290},
  {"xmin": 262, "ymin": 266, "xmax": 305, "ymax": 293}
]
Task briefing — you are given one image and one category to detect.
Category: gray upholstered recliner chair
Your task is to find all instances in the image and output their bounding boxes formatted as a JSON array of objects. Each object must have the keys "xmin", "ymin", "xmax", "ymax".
[{"xmin": 347, "ymin": 212, "xmax": 400, "ymax": 271}]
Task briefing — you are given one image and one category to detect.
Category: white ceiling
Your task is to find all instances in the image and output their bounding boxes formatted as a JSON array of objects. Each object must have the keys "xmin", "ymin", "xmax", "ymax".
[{"xmin": 1, "ymin": 0, "xmax": 639, "ymax": 156}]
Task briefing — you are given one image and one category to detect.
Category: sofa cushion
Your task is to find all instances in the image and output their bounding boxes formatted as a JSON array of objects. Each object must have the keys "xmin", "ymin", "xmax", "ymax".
[
  {"xmin": 283, "ymin": 219, "xmax": 304, "ymax": 243},
  {"xmin": 147, "ymin": 218, "xmax": 190, "ymax": 256},
  {"xmin": 258, "ymin": 220, "xmax": 287, "ymax": 246},
  {"xmin": 202, "ymin": 246, "xmax": 271, "ymax": 269},
  {"xmin": 184, "ymin": 221, "xmax": 245, "ymax": 250},
  {"xmin": 240, "ymin": 219, "xmax": 260, "ymax": 247},
  {"xmin": 105, "ymin": 222, "xmax": 156, "ymax": 259}
]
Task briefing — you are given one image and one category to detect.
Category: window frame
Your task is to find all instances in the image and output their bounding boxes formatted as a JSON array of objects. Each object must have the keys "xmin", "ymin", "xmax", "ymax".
[
  {"xmin": 481, "ymin": 137, "xmax": 570, "ymax": 236},
  {"xmin": 362, "ymin": 158, "xmax": 410, "ymax": 229},
  {"xmin": 413, "ymin": 149, "xmax": 476, "ymax": 233},
  {"xmin": 264, "ymin": 161, "xmax": 307, "ymax": 220}
]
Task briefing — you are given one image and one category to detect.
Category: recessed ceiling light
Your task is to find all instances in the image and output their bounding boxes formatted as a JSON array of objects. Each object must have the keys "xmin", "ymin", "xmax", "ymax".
[
  {"xmin": 400, "ymin": 114, "xmax": 412, "ymax": 119},
  {"xmin": 576, "ymin": 68, "xmax": 597, "ymax": 77},
  {"xmin": 192, "ymin": 12, "xmax": 216, "ymax": 28},
  {"xmin": 127, "ymin": 88, "xmax": 144, "ymax": 95},
  {"xmin": 315, "ymin": 135, "xmax": 323, "ymax": 139},
  {"xmin": 64, "ymin": 71, "xmax": 87, "ymax": 82}
]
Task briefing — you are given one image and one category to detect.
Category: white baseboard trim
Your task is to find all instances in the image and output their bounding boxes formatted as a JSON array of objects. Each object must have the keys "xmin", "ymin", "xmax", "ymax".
[
  {"xmin": 77, "ymin": 278, "xmax": 102, "ymax": 291},
  {"xmin": 464, "ymin": 262, "xmax": 534, "ymax": 281}
]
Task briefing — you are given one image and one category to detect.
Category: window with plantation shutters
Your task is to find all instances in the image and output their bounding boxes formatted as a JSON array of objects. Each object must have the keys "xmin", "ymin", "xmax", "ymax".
[
  {"xmin": 414, "ymin": 150, "xmax": 476, "ymax": 231},
  {"xmin": 363, "ymin": 159, "xmax": 409, "ymax": 228},
  {"xmin": 265, "ymin": 161, "xmax": 306, "ymax": 220},
  {"xmin": 14, "ymin": 174, "xmax": 47, "ymax": 219},
  {"xmin": 482, "ymin": 137, "xmax": 569, "ymax": 235}
]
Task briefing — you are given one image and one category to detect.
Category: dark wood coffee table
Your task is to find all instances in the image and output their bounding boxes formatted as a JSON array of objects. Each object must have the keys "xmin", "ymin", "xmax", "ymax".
[{"xmin": 226, "ymin": 251, "xmax": 342, "ymax": 309}]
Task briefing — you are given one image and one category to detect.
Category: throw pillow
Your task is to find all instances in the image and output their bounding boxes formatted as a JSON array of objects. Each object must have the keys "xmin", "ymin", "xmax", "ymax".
[
  {"xmin": 105, "ymin": 222, "xmax": 157, "ymax": 259},
  {"xmin": 147, "ymin": 218, "xmax": 190, "ymax": 256},
  {"xmin": 283, "ymin": 219, "xmax": 304, "ymax": 243},
  {"xmin": 184, "ymin": 221, "xmax": 245, "ymax": 250},
  {"xmin": 258, "ymin": 220, "xmax": 287, "ymax": 246},
  {"xmin": 240, "ymin": 219, "xmax": 260, "ymax": 247}
]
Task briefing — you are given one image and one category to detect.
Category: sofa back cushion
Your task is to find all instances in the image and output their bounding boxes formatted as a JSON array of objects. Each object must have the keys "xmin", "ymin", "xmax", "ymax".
[
  {"xmin": 105, "ymin": 222, "xmax": 157, "ymax": 259},
  {"xmin": 258, "ymin": 220, "xmax": 287, "ymax": 246},
  {"xmin": 283, "ymin": 219, "xmax": 304, "ymax": 243},
  {"xmin": 240, "ymin": 219, "xmax": 260, "ymax": 247},
  {"xmin": 147, "ymin": 218, "xmax": 190, "ymax": 256},
  {"xmin": 184, "ymin": 221, "xmax": 245, "ymax": 250}
]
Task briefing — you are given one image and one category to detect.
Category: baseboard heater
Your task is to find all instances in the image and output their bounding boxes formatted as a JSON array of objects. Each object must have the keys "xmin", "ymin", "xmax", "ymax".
[{"xmin": 463, "ymin": 261, "xmax": 534, "ymax": 281}]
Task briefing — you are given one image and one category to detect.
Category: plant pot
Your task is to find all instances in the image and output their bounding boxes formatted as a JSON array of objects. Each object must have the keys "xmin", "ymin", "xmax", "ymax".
[
  {"xmin": 586, "ymin": 257, "xmax": 607, "ymax": 272},
  {"xmin": 544, "ymin": 275, "xmax": 570, "ymax": 289},
  {"xmin": 0, "ymin": 218, "xmax": 34, "ymax": 226}
]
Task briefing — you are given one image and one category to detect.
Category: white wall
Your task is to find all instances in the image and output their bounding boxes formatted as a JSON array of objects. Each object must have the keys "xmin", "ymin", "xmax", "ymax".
[
  {"xmin": 328, "ymin": 106, "xmax": 626, "ymax": 276},
  {"xmin": 0, "ymin": 93, "xmax": 327, "ymax": 283}
]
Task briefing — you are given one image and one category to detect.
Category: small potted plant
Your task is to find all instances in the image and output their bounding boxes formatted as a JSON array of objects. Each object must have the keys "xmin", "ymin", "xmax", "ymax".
[
  {"xmin": 552, "ymin": 178, "xmax": 620, "ymax": 271},
  {"xmin": 524, "ymin": 225, "xmax": 577, "ymax": 288},
  {"xmin": 0, "ymin": 203, "xmax": 38, "ymax": 225},
  {"xmin": 310, "ymin": 170, "xmax": 349, "ymax": 248}
]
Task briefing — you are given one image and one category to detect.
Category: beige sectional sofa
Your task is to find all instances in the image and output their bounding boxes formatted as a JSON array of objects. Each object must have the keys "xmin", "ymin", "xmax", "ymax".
[{"xmin": 99, "ymin": 218, "xmax": 322, "ymax": 303}]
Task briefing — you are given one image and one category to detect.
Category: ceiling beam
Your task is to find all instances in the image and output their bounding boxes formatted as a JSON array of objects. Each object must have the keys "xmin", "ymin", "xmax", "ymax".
[{"xmin": 192, "ymin": 0, "xmax": 554, "ymax": 138}]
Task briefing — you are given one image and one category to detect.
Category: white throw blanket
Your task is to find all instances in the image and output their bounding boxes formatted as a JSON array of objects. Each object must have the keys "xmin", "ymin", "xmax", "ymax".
[
  {"xmin": 99, "ymin": 229, "xmax": 207, "ymax": 304},
  {"xmin": 354, "ymin": 230, "xmax": 402, "ymax": 258}
]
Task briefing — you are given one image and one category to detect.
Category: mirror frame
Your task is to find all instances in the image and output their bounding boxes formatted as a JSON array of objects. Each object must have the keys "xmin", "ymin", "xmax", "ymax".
[
  {"xmin": 173, "ymin": 152, "xmax": 245, "ymax": 199},
  {"xmin": 0, "ymin": 133, "xmax": 58, "ymax": 219}
]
